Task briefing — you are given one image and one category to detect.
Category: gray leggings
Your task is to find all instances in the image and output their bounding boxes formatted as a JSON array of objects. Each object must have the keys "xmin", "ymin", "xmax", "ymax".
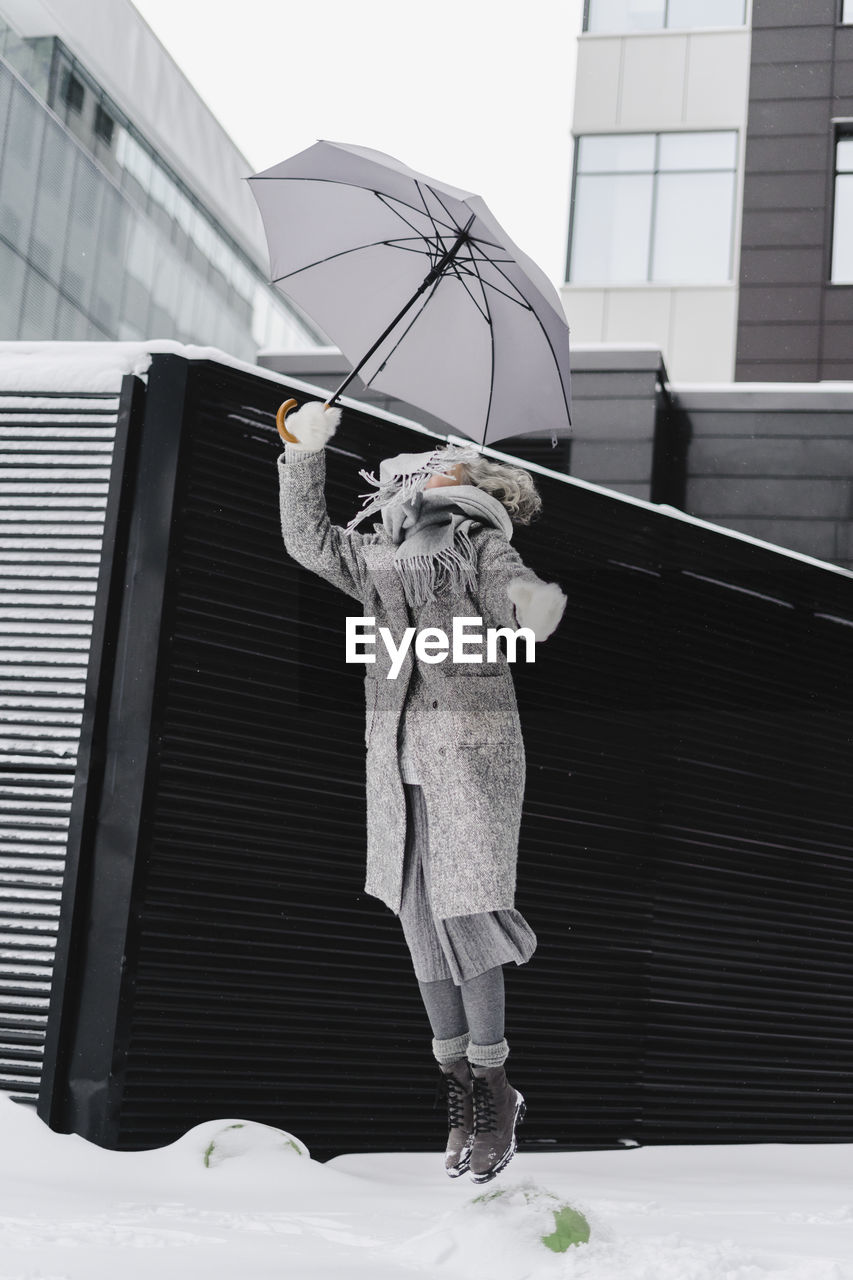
[{"xmin": 417, "ymin": 966, "xmax": 505, "ymax": 1045}]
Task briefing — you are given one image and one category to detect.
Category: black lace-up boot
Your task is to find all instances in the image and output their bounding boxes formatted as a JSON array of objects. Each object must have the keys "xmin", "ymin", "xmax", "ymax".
[
  {"xmin": 469, "ymin": 1063, "xmax": 526, "ymax": 1183},
  {"xmin": 436, "ymin": 1057, "xmax": 475, "ymax": 1178}
]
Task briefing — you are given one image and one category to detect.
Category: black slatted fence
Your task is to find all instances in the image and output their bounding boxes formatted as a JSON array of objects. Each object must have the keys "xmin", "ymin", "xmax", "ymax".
[{"xmin": 34, "ymin": 353, "xmax": 853, "ymax": 1156}]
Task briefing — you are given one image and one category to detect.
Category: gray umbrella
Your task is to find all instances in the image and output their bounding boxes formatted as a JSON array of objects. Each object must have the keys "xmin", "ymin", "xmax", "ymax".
[{"xmin": 247, "ymin": 140, "xmax": 572, "ymax": 447}]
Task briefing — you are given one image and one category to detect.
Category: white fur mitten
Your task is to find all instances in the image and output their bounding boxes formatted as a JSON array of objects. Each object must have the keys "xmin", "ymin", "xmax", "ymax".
[
  {"xmin": 507, "ymin": 577, "xmax": 566, "ymax": 643},
  {"xmin": 285, "ymin": 401, "xmax": 341, "ymax": 451}
]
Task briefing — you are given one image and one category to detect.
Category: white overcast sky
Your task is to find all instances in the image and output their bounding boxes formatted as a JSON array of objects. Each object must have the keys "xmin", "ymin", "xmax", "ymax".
[{"xmin": 130, "ymin": 0, "xmax": 584, "ymax": 289}]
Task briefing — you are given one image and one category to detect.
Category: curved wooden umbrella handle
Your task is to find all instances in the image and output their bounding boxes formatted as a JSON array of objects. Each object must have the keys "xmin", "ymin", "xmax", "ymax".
[{"xmin": 276, "ymin": 398, "xmax": 300, "ymax": 443}]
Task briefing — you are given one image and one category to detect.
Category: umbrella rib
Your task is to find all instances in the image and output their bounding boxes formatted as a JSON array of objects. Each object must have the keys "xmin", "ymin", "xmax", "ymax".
[
  {"xmin": 480, "ymin": 258, "xmax": 572, "ymax": 427},
  {"xmin": 464, "ymin": 248, "xmax": 497, "ymax": 446},
  {"xmin": 373, "ymin": 191, "xmax": 449, "ymax": 243},
  {"xmin": 425, "ymin": 194, "xmax": 533, "ymax": 312},
  {"xmin": 424, "ymin": 185, "xmax": 512, "ymax": 256},
  {"xmin": 427, "ymin": 184, "xmax": 471, "ymax": 239},
  {"xmin": 379, "ymin": 186, "xmax": 460, "ymax": 237},
  {"xmin": 270, "ymin": 235, "xmax": 430, "ymax": 284},
  {"xmin": 375, "ymin": 186, "xmax": 509, "ymax": 260},
  {"xmin": 374, "ymin": 238, "xmax": 462, "ymax": 272},
  {"xmin": 472, "ymin": 253, "xmax": 541, "ymax": 309},
  {"xmin": 443, "ymin": 260, "xmax": 490, "ymax": 323},
  {"xmin": 252, "ymin": 174, "xmax": 462, "ymax": 235},
  {"xmin": 384, "ymin": 241, "xmax": 451, "ymax": 261},
  {"xmin": 414, "ymin": 184, "xmax": 521, "ymax": 319},
  {"xmin": 414, "ymin": 181, "xmax": 459, "ymax": 267},
  {"xmin": 426, "ymin": 185, "xmax": 490, "ymax": 273},
  {"xmin": 453, "ymin": 264, "xmax": 533, "ymax": 309},
  {"xmin": 262, "ymin": 175, "xmax": 507, "ymax": 286},
  {"xmin": 254, "ymin": 173, "xmax": 506, "ymax": 257},
  {"xmin": 464, "ymin": 247, "xmax": 516, "ymax": 264}
]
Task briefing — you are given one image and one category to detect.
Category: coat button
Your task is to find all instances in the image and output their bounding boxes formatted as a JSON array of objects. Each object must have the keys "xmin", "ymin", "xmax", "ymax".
[
  {"xmin": 432, "ymin": 699, "xmax": 438, "ymax": 709},
  {"xmin": 439, "ymin": 747, "xmax": 446, "ymax": 755}
]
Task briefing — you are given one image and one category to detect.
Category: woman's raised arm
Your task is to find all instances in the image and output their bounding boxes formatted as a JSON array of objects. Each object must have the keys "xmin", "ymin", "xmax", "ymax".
[{"xmin": 277, "ymin": 402, "xmax": 375, "ymax": 603}]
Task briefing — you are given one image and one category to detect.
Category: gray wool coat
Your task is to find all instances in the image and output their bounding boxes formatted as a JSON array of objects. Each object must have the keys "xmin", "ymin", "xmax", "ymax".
[{"xmin": 277, "ymin": 442, "xmax": 555, "ymax": 920}]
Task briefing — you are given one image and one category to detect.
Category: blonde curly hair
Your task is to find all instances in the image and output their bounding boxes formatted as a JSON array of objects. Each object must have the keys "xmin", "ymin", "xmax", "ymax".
[{"xmin": 447, "ymin": 451, "xmax": 543, "ymax": 526}]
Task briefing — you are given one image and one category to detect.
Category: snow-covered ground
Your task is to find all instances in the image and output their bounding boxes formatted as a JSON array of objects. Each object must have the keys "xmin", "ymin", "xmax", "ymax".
[{"xmin": 1, "ymin": 1093, "xmax": 850, "ymax": 1279}]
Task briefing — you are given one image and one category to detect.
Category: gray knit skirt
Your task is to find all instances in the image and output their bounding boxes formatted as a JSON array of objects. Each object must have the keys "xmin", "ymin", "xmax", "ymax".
[{"xmin": 398, "ymin": 783, "xmax": 537, "ymax": 986}]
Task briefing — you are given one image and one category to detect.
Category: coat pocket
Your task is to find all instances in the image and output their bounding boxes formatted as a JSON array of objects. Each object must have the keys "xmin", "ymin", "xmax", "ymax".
[
  {"xmin": 441, "ymin": 660, "xmax": 504, "ymax": 678},
  {"xmin": 448, "ymin": 678, "xmax": 521, "ymax": 745},
  {"xmin": 456, "ymin": 712, "xmax": 520, "ymax": 746}
]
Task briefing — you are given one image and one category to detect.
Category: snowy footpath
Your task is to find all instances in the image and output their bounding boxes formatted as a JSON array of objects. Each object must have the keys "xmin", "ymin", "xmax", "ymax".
[{"xmin": 1, "ymin": 1092, "xmax": 850, "ymax": 1280}]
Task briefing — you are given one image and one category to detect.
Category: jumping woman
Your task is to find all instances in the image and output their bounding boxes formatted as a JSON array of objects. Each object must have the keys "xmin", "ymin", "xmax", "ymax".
[{"xmin": 277, "ymin": 399, "xmax": 566, "ymax": 1183}]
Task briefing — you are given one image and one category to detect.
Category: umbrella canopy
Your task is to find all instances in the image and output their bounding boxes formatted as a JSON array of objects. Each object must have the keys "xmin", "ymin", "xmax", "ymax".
[{"xmin": 247, "ymin": 140, "xmax": 572, "ymax": 447}]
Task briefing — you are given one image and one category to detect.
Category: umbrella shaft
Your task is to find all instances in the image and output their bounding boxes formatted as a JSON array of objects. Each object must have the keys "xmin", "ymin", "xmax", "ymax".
[{"xmin": 327, "ymin": 215, "xmax": 475, "ymax": 409}]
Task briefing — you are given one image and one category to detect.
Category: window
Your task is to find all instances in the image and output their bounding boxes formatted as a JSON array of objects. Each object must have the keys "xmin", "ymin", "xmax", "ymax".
[
  {"xmin": 94, "ymin": 104, "xmax": 114, "ymax": 146},
  {"xmin": 568, "ymin": 131, "xmax": 737, "ymax": 284},
  {"xmin": 115, "ymin": 127, "xmax": 153, "ymax": 197},
  {"xmin": 587, "ymin": 0, "xmax": 663, "ymax": 31},
  {"xmin": 831, "ymin": 136, "xmax": 853, "ymax": 283},
  {"xmin": 148, "ymin": 162, "xmax": 178, "ymax": 219},
  {"xmin": 585, "ymin": 0, "xmax": 746, "ymax": 32},
  {"xmin": 60, "ymin": 67, "xmax": 84, "ymax": 113},
  {"xmin": 843, "ymin": 0, "xmax": 853, "ymax": 21}
]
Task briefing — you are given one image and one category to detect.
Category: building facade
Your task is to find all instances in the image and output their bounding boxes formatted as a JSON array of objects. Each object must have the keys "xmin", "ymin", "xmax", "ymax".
[
  {"xmin": 562, "ymin": 0, "xmax": 853, "ymax": 384},
  {"xmin": 736, "ymin": 0, "xmax": 853, "ymax": 380},
  {"xmin": 0, "ymin": 0, "xmax": 320, "ymax": 360}
]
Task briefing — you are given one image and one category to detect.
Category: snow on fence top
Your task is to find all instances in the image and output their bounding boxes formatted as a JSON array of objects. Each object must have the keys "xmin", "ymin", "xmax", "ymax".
[{"xmin": 0, "ymin": 341, "xmax": 327, "ymax": 397}]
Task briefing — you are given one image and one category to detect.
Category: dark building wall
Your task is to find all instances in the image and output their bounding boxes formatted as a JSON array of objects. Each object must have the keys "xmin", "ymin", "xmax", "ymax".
[
  {"xmin": 736, "ymin": 0, "xmax": 853, "ymax": 380},
  {"xmin": 676, "ymin": 385, "xmax": 853, "ymax": 571}
]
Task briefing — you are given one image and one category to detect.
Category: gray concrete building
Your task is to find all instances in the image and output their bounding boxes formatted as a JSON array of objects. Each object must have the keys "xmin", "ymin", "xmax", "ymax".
[
  {"xmin": 562, "ymin": 0, "xmax": 752, "ymax": 381},
  {"xmin": 562, "ymin": 0, "xmax": 853, "ymax": 385},
  {"xmin": 0, "ymin": 0, "xmax": 322, "ymax": 359}
]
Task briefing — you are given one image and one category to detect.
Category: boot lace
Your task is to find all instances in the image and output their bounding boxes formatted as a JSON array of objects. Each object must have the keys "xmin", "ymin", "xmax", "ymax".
[
  {"xmin": 436, "ymin": 1072, "xmax": 469, "ymax": 1129},
  {"xmin": 472, "ymin": 1075, "xmax": 498, "ymax": 1134}
]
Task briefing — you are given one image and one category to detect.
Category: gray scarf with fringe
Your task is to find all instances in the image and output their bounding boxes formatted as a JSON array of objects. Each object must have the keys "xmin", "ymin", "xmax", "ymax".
[
  {"xmin": 383, "ymin": 484, "xmax": 512, "ymax": 607},
  {"xmin": 344, "ymin": 446, "xmax": 513, "ymax": 608}
]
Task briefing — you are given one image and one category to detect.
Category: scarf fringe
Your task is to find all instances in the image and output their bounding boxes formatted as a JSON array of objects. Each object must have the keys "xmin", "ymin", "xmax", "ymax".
[
  {"xmin": 394, "ymin": 524, "xmax": 478, "ymax": 608},
  {"xmin": 344, "ymin": 445, "xmax": 481, "ymax": 537}
]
